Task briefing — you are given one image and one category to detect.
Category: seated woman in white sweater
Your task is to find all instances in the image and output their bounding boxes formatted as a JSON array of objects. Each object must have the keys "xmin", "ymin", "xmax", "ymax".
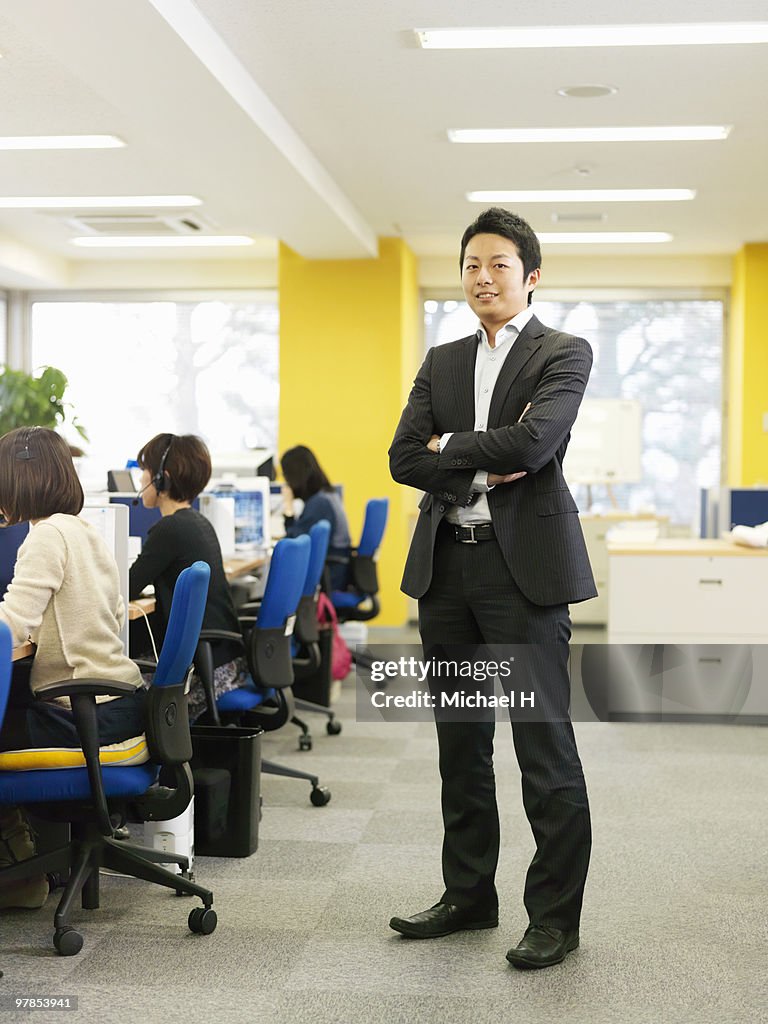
[{"xmin": 0, "ymin": 427, "xmax": 144, "ymax": 910}]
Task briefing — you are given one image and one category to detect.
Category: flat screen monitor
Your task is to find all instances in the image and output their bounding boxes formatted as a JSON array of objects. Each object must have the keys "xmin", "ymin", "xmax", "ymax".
[
  {"xmin": 208, "ymin": 489, "xmax": 267, "ymax": 549},
  {"xmin": 107, "ymin": 469, "xmax": 136, "ymax": 493}
]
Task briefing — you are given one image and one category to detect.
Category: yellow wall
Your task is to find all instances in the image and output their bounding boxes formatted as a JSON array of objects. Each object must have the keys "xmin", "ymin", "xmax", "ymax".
[
  {"xmin": 278, "ymin": 238, "xmax": 419, "ymax": 626},
  {"xmin": 729, "ymin": 244, "xmax": 768, "ymax": 485}
]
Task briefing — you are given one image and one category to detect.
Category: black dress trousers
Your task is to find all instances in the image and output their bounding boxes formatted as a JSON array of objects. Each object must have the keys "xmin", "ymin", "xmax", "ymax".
[{"xmin": 417, "ymin": 521, "xmax": 592, "ymax": 931}]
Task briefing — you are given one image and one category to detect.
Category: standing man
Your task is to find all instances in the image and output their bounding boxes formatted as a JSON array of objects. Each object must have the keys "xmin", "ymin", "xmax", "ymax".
[{"xmin": 388, "ymin": 207, "xmax": 596, "ymax": 969}]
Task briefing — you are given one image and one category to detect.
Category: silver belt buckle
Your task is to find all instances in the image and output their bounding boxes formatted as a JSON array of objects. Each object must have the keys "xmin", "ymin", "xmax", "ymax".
[{"xmin": 463, "ymin": 524, "xmax": 477, "ymax": 544}]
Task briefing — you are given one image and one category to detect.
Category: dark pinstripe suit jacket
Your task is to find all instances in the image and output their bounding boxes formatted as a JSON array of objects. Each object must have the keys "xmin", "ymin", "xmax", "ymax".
[{"xmin": 389, "ymin": 315, "xmax": 598, "ymax": 607}]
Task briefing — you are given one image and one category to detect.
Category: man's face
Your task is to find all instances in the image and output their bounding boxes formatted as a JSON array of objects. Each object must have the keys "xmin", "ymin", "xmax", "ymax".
[{"xmin": 461, "ymin": 232, "xmax": 539, "ymax": 328}]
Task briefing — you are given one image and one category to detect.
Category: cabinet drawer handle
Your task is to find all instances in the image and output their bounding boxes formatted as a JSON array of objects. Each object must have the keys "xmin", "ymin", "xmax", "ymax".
[
  {"xmin": 698, "ymin": 578, "xmax": 723, "ymax": 585},
  {"xmin": 698, "ymin": 657, "xmax": 722, "ymax": 664}
]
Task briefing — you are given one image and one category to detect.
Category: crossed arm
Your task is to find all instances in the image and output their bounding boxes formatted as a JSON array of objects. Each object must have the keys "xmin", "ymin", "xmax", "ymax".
[{"xmin": 389, "ymin": 336, "xmax": 592, "ymax": 502}]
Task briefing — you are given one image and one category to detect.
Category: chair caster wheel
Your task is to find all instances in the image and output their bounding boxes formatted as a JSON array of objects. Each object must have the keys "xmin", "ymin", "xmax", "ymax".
[
  {"xmin": 188, "ymin": 906, "xmax": 217, "ymax": 935},
  {"xmin": 310, "ymin": 786, "xmax": 331, "ymax": 807},
  {"xmin": 326, "ymin": 719, "xmax": 342, "ymax": 736},
  {"xmin": 54, "ymin": 927, "xmax": 83, "ymax": 956},
  {"xmin": 299, "ymin": 735, "xmax": 313, "ymax": 751}
]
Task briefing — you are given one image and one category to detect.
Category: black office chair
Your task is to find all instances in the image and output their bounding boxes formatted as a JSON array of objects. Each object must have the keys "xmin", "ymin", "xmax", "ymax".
[{"xmin": 0, "ymin": 562, "xmax": 217, "ymax": 956}]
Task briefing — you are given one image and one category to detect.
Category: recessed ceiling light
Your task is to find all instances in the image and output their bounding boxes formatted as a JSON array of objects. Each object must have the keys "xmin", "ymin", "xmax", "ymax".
[
  {"xmin": 71, "ymin": 235, "xmax": 254, "ymax": 247},
  {"xmin": 467, "ymin": 189, "xmax": 695, "ymax": 202},
  {"xmin": 0, "ymin": 135, "xmax": 125, "ymax": 150},
  {"xmin": 557, "ymin": 85, "xmax": 618, "ymax": 98},
  {"xmin": 416, "ymin": 23, "xmax": 768, "ymax": 48},
  {"xmin": 449, "ymin": 126, "xmax": 730, "ymax": 143},
  {"xmin": 0, "ymin": 196, "xmax": 202, "ymax": 209},
  {"xmin": 536, "ymin": 232, "xmax": 673, "ymax": 243}
]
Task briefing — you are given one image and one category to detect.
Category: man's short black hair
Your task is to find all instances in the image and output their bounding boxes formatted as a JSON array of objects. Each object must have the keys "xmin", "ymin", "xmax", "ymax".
[{"xmin": 460, "ymin": 207, "xmax": 542, "ymax": 305}]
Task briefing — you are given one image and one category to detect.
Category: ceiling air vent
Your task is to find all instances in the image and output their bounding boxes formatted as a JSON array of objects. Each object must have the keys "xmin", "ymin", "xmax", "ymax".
[
  {"xmin": 551, "ymin": 212, "xmax": 607, "ymax": 224},
  {"xmin": 63, "ymin": 213, "xmax": 211, "ymax": 236}
]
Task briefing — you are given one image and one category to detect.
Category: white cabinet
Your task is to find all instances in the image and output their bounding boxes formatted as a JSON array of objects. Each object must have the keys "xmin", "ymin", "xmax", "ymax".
[
  {"xmin": 608, "ymin": 540, "xmax": 768, "ymax": 644},
  {"xmin": 597, "ymin": 541, "xmax": 768, "ymax": 719}
]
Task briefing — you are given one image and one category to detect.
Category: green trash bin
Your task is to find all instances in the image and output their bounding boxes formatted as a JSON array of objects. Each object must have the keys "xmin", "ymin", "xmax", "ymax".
[{"xmin": 190, "ymin": 724, "xmax": 262, "ymax": 857}]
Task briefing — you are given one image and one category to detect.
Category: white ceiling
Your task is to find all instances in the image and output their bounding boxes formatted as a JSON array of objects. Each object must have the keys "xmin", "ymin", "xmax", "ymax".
[{"xmin": 0, "ymin": 0, "xmax": 767, "ymax": 285}]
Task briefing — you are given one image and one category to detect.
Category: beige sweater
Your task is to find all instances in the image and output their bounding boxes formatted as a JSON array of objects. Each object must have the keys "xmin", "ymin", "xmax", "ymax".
[{"xmin": 0, "ymin": 514, "xmax": 142, "ymax": 701}]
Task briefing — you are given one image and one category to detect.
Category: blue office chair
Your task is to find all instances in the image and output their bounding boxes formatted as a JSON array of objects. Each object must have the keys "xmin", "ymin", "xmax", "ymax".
[
  {"xmin": 331, "ymin": 498, "xmax": 389, "ymax": 622},
  {"xmin": 215, "ymin": 521, "xmax": 341, "ymax": 751},
  {"xmin": 195, "ymin": 536, "xmax": 332, "ymax": 806},
  {"xmin": 0, "ymin": 561, "xmax": 216, "ymax": 957}
]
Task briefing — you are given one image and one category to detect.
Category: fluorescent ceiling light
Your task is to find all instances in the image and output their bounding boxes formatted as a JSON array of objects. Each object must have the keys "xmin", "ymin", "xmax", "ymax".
[
  {"xmin": 467, "ymin": 189, "xmax": 695, "ymax": 203},
  {"xmin": 449, "ymin": 126, "xmax": 731, "ymax": 143},
  {"xmin": 0, "ymin": 135, "xmax": 125, "ymax": 150},
  {"xmin": 417, "ymin": 23, "xmax": 768, "ymax": 48},
  {"xmin": 71, "ymin": 235, "xmax": 254, "ymax": 248},
  {"xmin": 536, "ymin": 232, "xmax": 673, "ymax": 243},
  {"xmin": 0, "ymin": 195, "xmax": 202, "ymax": 209}
]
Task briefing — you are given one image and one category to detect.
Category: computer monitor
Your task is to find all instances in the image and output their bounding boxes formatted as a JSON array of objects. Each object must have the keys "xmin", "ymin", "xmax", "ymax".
[
  {"xmin": 107, "ymin": 469, "xmax": 136, "ymax": 493},
  {"xmin": 0, "ymin": 523, "xmax": 29, "ymax": 600},
  {"xmin": 207, "ymin": 483, "xmax": 270, "ymax": 550}
]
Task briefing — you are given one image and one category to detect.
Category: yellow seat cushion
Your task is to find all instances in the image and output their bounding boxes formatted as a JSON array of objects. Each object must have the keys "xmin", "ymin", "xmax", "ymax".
[{"xmin": 0, "ymin": 735, "xmax": 150, "ymax": 771}]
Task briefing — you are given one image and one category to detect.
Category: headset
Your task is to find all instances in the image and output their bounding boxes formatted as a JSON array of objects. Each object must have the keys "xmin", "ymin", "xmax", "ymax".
[
  {"xmin": 152, "ymin": 434, "xmax": 175, "ymax": 494},
  {"xmin": 132, "ymin": 434, "xmax": 175, "ymax": 505}
]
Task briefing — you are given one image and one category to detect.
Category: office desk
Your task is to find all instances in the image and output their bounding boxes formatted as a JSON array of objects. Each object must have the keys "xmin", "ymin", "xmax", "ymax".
[
  {"xmin": 128, "ymin": 554, "xmax": 267, "ymax": 620},
  {"xmin": 12, "ymin": 642, "xmax": 34, "ymax": 662}
]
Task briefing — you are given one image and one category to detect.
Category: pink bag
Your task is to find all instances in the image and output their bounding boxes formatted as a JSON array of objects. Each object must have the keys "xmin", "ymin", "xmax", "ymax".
[{"xmin": 317, "ymin": 592, "xmax": 353, "ymax": 680}]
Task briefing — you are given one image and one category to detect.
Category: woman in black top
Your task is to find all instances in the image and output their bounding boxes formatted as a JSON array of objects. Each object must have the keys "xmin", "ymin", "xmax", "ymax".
[
  {"xmin": 280, "ymin": 445, "xmax": 352, "ymax": 591},
  {"xmin": 129, "ymin": 433, "xmax": 246, "ymax": 721}
]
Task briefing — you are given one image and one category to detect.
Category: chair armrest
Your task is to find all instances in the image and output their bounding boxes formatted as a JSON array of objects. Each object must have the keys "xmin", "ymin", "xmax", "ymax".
[
  {"xmin": 70, "ymin": 692, "xmax": 116, "ymax": 838},
  {"xmin": 195, "ymin": 631, "xmax": 246, "ymax": 726},
  {"xmin": 198, "ymin": 629, "xmax": 245, "ymax": 646},
  {"xmin": 34, "ymin": 678, "xmax": 141, "ymax": 701},
  {"xmin": 133, "ymin": 659, "xmax": 157, "ymax": 674}
]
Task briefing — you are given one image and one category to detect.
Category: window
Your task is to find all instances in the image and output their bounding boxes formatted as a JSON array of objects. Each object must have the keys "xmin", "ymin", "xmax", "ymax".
[
  {"xmin": 423, "ymin": 296, "xmax": 724, "ymax": 526},
  {"xmin": 30, "ymin": 295, "xmax": 278, "ymax": 490}
]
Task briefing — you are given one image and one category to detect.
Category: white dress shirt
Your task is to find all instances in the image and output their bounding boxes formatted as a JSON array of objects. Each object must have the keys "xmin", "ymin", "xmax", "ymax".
[{"xmin": 442, "ymin": 306, "xmax": 534, "ymax": 525}]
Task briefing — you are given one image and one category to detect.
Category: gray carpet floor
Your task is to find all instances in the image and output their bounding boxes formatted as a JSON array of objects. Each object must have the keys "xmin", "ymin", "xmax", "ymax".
[{"xmin": 1, "ymin": 628, "xmax": 766, "ymax": 1024}]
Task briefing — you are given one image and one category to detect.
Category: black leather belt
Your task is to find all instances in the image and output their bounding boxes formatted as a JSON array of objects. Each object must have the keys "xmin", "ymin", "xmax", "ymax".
[{"xmin": 451, "ymin": 523, "xmax": 495, "ymax": 543}]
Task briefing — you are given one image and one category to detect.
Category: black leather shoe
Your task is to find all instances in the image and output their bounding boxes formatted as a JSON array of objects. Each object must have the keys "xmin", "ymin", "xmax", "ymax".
[
  {"xmin": 389, "ymin": 902, "xmax": 498, "ymax": 939},
  {"xmin": 505, "ymin": 925, "xmax": 579, "ymax": 969}
]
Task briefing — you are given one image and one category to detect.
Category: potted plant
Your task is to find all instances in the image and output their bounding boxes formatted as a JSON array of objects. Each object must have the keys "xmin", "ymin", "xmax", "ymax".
[{"xmin": 0, "ymin": 365, "xmax": 88, "ymax": 445}]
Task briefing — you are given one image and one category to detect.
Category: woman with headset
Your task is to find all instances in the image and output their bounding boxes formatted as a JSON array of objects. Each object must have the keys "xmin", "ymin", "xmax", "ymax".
[{"xmin": 129, "ymin": 433, "xmax": 246, "ymax": 721}]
